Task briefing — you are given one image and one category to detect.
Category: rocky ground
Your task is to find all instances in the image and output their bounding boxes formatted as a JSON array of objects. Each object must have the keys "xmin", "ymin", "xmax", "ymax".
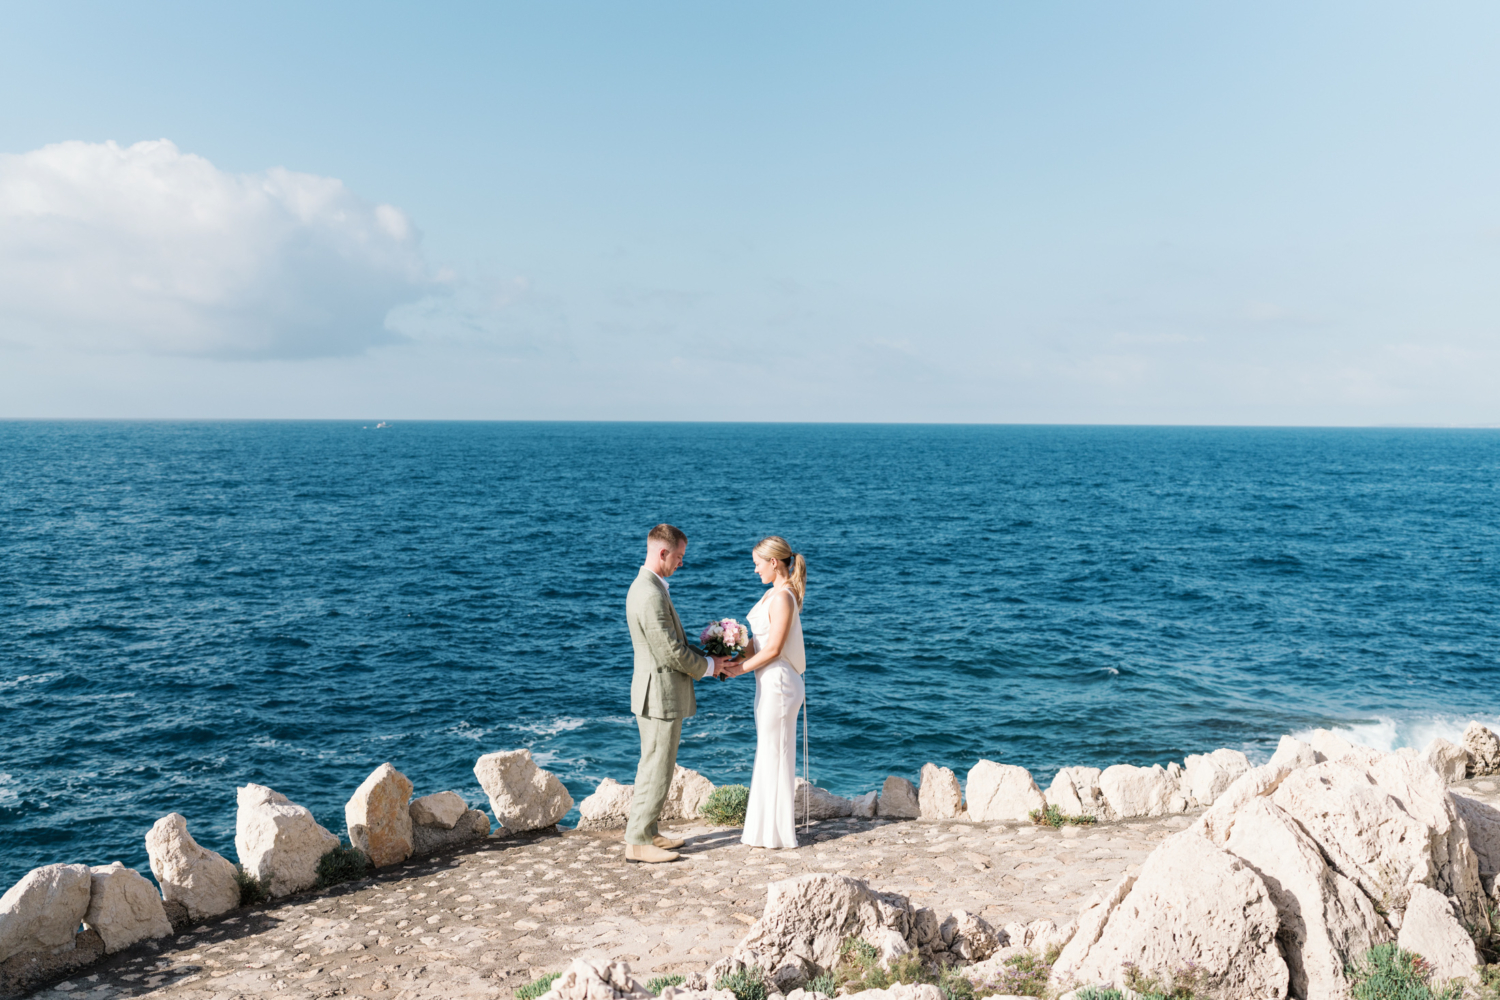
[
  {"xmin": 20, "ymin": 774, "xmax": 1500, "ymax": 1000},
  {"xmin": 14, "ymin": 809, "xmax": 1194, "ymax": 1000}
]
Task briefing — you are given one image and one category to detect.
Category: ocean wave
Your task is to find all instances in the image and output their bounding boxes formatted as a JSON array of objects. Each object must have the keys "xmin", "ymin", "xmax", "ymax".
[
  {"xmin": 1292, "ymin": 714, "xmax": 1500, "ymax": 753},
  {"xmin": 0, "ymin": 773, "xmax": 17, "ymax": 806},
  {"xmin": 515, "ymin": 717, "xmax": 589, "ymax": 737}
]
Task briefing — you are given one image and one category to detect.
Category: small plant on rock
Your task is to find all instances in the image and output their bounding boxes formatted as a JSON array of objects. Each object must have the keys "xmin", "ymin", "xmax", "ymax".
[
  {"xmin": 936, "ymin": 964, "xmax": 977, "ymax": 1000},
  {"xmin": 315, "ymin": 843, "xmax": 371, "ymax": 888},
  {"xmin": 1346, "ymin": 944, "xmax": 1463, "ymax": 1000},
  {"xmin": 805, "ymin": 971, "xmax": 837, "ymax": 997},
  {"xmin": 1027, "ymin": 804, "xmax": 1097, "ymax": 828},
  {"xmin": 714, "ymin": 965, "xmax": 769, "ymax": 1000},
  {"xmin": 647, "ymin": 975, "xmax": 685, "ymax": 995},
  {"xmin": 516, "ymin": 971, "xmax": 561, "ymax": 1000},
  {"xmin": 701, "ymin": 785, "xmax": 752, "ymax": 826},
  {"xmin": 970, "ymin": 949, "xmax": 1055, "ymax": 998},
  {"xmin": 1075, "ymin": 989, "xmax": 1124, "ymax": 1000},
  {"xmin": 1121, "ymin": 960, "xmax": 1204, "ymax": 1000},
  {"xmin": 233, "ymin": 864, "xmax": 269, "ymax": 906}
]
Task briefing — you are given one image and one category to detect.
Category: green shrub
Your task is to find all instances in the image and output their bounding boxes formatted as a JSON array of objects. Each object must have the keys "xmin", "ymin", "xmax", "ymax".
[
  {"xmin": 1346, "ymin": 944, "xmax": 1463, "ymax": 1000},
  {"xmin": 233, "ymin": 864, "xmax": 269, "ymax": 906},
  {"xmin": 1027, "ymin": 804, "xmax": 1097, "ymax": 828},
  {"xmin": 714, "ymin": 965, "xmax": 769, "ymax": 1000},
  {"xmin": 969, "ymin": 950, "xmax": 1055, "ymax": 998},
  {"xmin": 647, "ymin": 975, "xmax": 685, "ymax": 995},
  {"xmin": 805, "ymin": 971, "xmax": 837, "ymax": 997},
  {"xmin": 1120, "ymin": 960, "xmax": 1205, "ymax": 1000},
  {"xmin": 1075, "ymin": 989, "xmax": 1124, "ymax": 1000},
  {"xmin": 936, "ymin": 965, "xmax": 976, "ymax": 1000},
  {"xmin": 701, "ymin": 785, "xmax": 751, "ymax": 826},
  {"xmin": 315, "ymin": 843, "xmax": 370, "ymax": 889},
  {"xmin": 517, "ymin": 972, "xmax": 561, "ymax": 1000}
]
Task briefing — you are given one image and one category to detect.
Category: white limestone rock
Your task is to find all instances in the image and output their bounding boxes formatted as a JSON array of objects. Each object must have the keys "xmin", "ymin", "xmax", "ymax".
[
  {"xmin": 877, "ymin": 776, "xmax": 920, "ymax": 820},
  {"xmin": 575, "ymin": 767, "xmax": 715, "ymax": 830},
  {"xmin": 409, "ymin": 790, "xmax": 467, "ymax": 830},
  {"xmin": 843, "ymin": 986, "xmax": 943, "ymax": 1000},
  {"xmin": 345, "ymin": 762, "xmax": 414, "ymax": 868},
  {"xmin": 1048, "ymin": 830, "xmax": 1288, "ymax": 999},
  {"xmin": 473, "ymin": 748, "xmax": 574, "ymax": 831},
  {"xmin": 234, "ymin": 783, "xmax": 341, "ymax": 897},
  {"xmin": 918, "ymin": 764, "xmax": 962, "ymax": 821},
  {"xmin": 1396, "ymin": 884, "xmax": 1480, "ymax": 986},
  {"xmin": 1045, "ymin": 767, "xmax": 1112, "ymax": 820},
  {"xmin": 1268, "ymin": 735, "xmax": 1322, "ymax": 771},
  {"xmin": 795, "ymin": 778, "xmax": 854, "ymax": 820},
  {"xmin": 1451, "ymin": 791, "xmax": 1500, "ymax": 888},
  {"xmin": 1270, "ymin": 754, "xmax": 1487, "ymax": 925},
  {"xmin": 715, "ymin": 873, "xmax": 917, "ymax": 978},
  {"xmin": 411, "ymin": 808, "xmax": 491, "ymax": 856},
  {"xmin": 1422, "ymin": 738, "xmax": 1471, "ymax": 784},
  {"xmin": 538, "ymin": 957, "xmax": 652, "ymax": 1000},
  {"xmin": 0, "ymin": 863, "xmax": 93, "ymax": 964},
  {"xmin": 666, "ymin": 765, "xmax": 716, "ymax": 821},
  {"xmin": 851, "ymin": 791, "xmax": 878, "ymax": 819},
  {"xmin": 936, "ymin": 909, "xmax": 1000, "ymax": 962},
  {"xmin": 1183, "ymin": 748, "xmax": 1251, "ymax": 807},
  {"xmin": 1198, "ymin": 791, "xmax": 1391, "ymax": 997},
  {"xmin": 1305, "ymin": 728, "xmax": 1365, "ymax": 764},
  {"xmin": 1464, "ymin": 722, "xmax": 1500, "ymax": 777},
  {"xmin": 1098, "ymin": 764, "xmax": 1178, "ymax": 819},
  {"xmin": 145, "ymin": 812, "xmax": 239, "ymax": 921},
  {"xmin": 576, "ymin": 777, "xmax": 635, "ymax": 830},
  {"xmin": 82, "ymin": 863, "xmax": 172, "ymax": 954},
  {"xmin": 965, "ymin": 760, "xmax": 1046, "ymax": 823}
]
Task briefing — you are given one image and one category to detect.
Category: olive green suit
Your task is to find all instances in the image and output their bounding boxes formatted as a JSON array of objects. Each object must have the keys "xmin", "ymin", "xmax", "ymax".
[{"xmin": 625, "ymin": 566, "xmax": 709, "ymax": 845}]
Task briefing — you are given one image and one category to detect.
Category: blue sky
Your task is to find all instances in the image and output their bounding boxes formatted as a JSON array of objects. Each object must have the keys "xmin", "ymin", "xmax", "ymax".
[{"xmin": 1, "ymin": 2, "xmax": 1497, "ymax": 423}]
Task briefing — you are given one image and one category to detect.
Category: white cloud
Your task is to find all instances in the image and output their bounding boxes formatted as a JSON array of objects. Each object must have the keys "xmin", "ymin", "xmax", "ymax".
[{"xmin": 0, "ymin": 139, "xmax": 433, "ymax": 359}]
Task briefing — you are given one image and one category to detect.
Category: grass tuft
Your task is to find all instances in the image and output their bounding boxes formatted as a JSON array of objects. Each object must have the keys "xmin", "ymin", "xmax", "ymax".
[
  {"xmin": 233, "ymin": 864, "xmax": 269, "ymax": 906},
  {"xmin": 647, "ymin": 975, "xmax": 685, "ymax": 995},
  {"xmin": 833, "ymin": 936, "xmax": 975, "ymax": 1000},
  {"xmin": 805, "ymin": 971, "xmax": 837, "ymax": 997},
  {"xmin": 1075, "ymin": 989, "xmax": 1124, "ymax": 1000},
  {"xmin": 315, "ymin": 843, "xmax": 371, "ymax": 889},
  {"xmin": 516, "ymin": 972, "xmax": 560, "ymax": 1000},
  {"xmin": 1027, "ymin": 803, "xmax": 1097, "ymax": 828},
  {"xmin": 701, "ymin": 785, "xmax": 751, "ymax": 826},
  {"xmin": 968, "ymin": 949, "xmax": 1054, "ymax": 998},
  {"xmin": 714, "ymin": 965, "xmax": 769, "ymax": 1000},
  {"xmin": 1347, "ymin": 944, "xmax": 1463, "ymax": 1000}
]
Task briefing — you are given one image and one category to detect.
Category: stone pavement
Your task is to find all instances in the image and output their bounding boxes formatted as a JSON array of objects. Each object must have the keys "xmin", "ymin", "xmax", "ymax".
[{"xmin": 18, "ymin": 808, "xmax": 1200, "ymax": 1000}]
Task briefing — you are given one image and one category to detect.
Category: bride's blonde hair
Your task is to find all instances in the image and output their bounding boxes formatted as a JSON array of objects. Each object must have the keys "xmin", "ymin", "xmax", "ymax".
[{"xmin": 754, "ymin": 536, "xmax": 806, "ymax": 608}]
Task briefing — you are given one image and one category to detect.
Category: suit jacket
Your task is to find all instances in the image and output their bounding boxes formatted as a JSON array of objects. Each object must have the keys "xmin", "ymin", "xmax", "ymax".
[{"xmin": 627, "ymin": 566, "xmax": 708, "ymax": 719}]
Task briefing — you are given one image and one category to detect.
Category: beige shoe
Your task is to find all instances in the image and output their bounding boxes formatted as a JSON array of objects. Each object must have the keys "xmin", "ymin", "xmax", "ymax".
[
  {"xmin": 653, "ymin": 835, "xmax": 685, "ymax": 850},
  {"xmin": 625, "ymin": 843, "xmax": 680, "ymax": 864}
]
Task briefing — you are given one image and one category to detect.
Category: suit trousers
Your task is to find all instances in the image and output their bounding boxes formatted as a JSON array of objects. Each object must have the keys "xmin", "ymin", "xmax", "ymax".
[{"xmin": 625, "ymin": 715, "xmax": 682, "ymax": 845}]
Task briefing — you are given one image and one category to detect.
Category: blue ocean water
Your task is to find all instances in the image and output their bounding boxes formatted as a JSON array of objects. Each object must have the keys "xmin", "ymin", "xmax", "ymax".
[{"xmin": 2, "ymin": 422, "xmax": 1498, "ymax": 891}]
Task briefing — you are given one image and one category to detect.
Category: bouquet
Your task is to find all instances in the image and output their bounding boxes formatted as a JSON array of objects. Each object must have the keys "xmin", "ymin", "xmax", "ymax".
[{"xmin": 699, "ymin": 618, "xmax": 750, "ymax": 658}]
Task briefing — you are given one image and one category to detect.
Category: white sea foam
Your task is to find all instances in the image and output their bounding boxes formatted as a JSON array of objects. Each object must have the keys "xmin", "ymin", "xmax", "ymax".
[
  {"xmin": 1291, "ymin": 714, "xmax": 1500, "ymax": 753},
  {"xmin": 515, "ymin": 717, "xmax": 588, "ymax": 737},
  {"xmin": 0, "ymin": 773, "xmax": 17, "ymax": 805}
]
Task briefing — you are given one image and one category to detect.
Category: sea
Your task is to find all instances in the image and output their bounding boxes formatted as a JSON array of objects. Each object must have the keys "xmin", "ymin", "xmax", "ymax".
[{"xmin": 2, "ymin": 422, "xmax": 1498, "ymax": 890}]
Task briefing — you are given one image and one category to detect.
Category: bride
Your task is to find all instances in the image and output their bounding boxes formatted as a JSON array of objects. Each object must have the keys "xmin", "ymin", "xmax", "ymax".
[{"xmin": 724, "ymin": 536, "xmax": 807, "ymax": 850}]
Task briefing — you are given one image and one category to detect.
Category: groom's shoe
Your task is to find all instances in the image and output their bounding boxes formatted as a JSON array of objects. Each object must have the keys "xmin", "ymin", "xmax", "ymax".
[
  {"xmin": 624, "ymin": 843, "xmax": 680, "ymax": 864},
  {"xmin": 652, "ymin": 835, "xmax": 685, "ymax": 851}
]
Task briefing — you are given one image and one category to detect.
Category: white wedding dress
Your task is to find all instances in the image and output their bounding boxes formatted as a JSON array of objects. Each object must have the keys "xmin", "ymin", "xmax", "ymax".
[{"xmin": 741, "ymin": 586, "xmax": 806, "ymax": 850}]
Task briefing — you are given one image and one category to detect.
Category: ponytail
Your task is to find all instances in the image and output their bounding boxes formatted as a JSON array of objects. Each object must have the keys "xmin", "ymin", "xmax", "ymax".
[{"xmin": 787, "ymin": 552, "xmax": 807, "ymax": 608}]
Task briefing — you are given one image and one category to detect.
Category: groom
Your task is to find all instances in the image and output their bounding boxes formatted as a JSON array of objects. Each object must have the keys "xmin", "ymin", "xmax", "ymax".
[{"xmin": 624, "ymin": 523, "xmax": 733, "ymax": 863}]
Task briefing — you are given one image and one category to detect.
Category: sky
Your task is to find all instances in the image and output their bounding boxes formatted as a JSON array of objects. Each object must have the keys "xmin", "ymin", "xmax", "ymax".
[{"xmin": 1, "ymin": 2, "xmax": 1498, "ymax": 424}]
